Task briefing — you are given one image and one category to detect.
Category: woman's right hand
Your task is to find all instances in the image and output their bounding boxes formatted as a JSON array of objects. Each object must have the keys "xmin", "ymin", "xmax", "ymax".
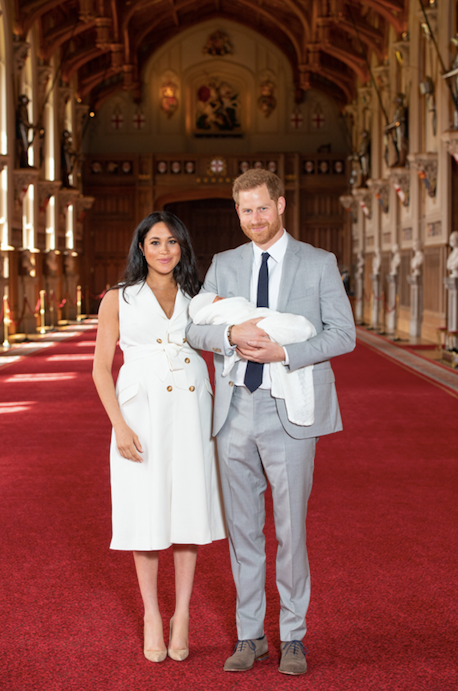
[{"xmin": 114, "ymin": 423, "xmax": 144, "ymax": 462}]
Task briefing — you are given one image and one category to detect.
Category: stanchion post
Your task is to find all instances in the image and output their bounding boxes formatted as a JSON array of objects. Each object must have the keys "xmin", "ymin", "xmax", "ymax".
[
  {"xmin": 39, "ymin": 290, "xmax": 46, "ymax": 334},
  {"xmin": 2, "ymin": 295, "xmax": 11, "ymax": 349},
  {"xmin": 49, "ymin": 291, "xmax": 55, "ymax": 329},
  {"xmin": 76, "ymin": 285, "xmax": 82, "ymax": 322}
]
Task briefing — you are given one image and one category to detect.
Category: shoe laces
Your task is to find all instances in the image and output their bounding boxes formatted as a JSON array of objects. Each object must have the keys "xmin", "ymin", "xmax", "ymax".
[
  {"xmin": 283, "ymin": 640, "xmax": 307, "ymax": 656},
  {"xmin": 233, "ymin": 639, "xmax": 256, "ymax": 654}
]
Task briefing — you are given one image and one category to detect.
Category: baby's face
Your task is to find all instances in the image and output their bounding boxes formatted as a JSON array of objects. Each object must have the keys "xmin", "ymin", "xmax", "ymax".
[{"xmin": 213, "ymin": 296, "xmax": 225, "ymax": 303}]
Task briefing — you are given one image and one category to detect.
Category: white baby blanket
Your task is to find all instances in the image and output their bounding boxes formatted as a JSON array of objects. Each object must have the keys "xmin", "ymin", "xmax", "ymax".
[{"xmin": 189, "ymin": 293, "xmax": 317, "ymax": 426}]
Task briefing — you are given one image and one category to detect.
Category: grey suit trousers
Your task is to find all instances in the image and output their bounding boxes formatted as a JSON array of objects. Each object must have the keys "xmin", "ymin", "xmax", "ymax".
[{"xmin": 217, "ymin": 386, "xmax": 316, "ymax": 642}]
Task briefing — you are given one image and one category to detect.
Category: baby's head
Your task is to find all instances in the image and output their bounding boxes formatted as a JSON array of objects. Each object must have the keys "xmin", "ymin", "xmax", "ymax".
[{"xmin": 213, "ymin": 295, "xmax": 225, "ymax": 303}]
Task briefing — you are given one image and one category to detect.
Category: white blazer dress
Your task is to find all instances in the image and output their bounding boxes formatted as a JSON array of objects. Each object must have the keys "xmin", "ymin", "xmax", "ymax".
[{"xmin": 109, "ymin": 282, "xmax": 226, "ymax": 550}]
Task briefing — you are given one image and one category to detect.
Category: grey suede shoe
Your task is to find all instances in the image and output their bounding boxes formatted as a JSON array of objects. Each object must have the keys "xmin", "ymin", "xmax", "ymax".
[
  {"xmin": 223, "ymin": 636, "xmax": 269, "ymax": 671},
  {"xmin": 278, "ymin": 640, "xmax": 307, "ymax": 675}
]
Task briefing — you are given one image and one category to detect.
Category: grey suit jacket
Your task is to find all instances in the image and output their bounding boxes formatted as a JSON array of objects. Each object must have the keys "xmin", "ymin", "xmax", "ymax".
[{"xmin": 187, "ymin": 233, "xmax": 356, "ymax": 439}]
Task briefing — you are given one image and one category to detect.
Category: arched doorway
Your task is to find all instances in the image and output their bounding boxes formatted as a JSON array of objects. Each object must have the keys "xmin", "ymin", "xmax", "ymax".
[{"xmin": 164, "ymin": 198, "xmax": 246, "ymax": 281}]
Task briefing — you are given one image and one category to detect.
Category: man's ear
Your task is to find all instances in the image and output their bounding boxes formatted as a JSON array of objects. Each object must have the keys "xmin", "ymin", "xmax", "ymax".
[{"xmin": 277, "ymin": 196, "xmax": 286, "ymax": 215}]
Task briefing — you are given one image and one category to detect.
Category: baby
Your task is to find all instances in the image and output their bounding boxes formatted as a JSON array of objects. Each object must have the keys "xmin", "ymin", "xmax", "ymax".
[{"xmin": 189, "ymin": 292, "xmax": 317, "ymax": 426}]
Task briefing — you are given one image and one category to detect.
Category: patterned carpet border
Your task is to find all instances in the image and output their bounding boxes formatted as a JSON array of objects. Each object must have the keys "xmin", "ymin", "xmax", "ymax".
[{"xmin": 356, "ymin": 327, "xmax": 458, "ymax": 397}]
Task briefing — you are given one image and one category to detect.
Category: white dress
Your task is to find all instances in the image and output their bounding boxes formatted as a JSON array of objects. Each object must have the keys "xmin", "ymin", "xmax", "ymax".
[{"xmin": 110, "ymin": 282, "xmax": 226, "ymax": 550}]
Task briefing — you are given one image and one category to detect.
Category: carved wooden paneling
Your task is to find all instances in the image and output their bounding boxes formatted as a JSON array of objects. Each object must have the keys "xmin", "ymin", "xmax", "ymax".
[
  {"xmin": 164, "ymin": 199, "xmax": 246, "ymax": 281},
  {"xmin": 399, "ymin": 252, "xmax": 411, "ymax": 307},
  {"xmin": 300, "ymin": 191, "xmax": 345, "ymax": 263},
  {"xmin": 424, "ymin": 246, "xmax": 445, "ymax": 313},
  {"xmin": 90, "ymin": 187, "xmax": 136, "ymax": 219}
]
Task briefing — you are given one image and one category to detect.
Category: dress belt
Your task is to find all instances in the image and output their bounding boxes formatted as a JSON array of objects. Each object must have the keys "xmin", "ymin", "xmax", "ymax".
[{"xmin": 123, "ymin": 333, "xmax": 189, "ymax": 382}]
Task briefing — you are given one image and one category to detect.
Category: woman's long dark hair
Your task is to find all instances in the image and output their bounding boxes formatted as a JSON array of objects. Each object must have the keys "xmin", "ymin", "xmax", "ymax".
[{"xmin": 119, "ymin": 211, "xmax": 200, "ymax": 299}]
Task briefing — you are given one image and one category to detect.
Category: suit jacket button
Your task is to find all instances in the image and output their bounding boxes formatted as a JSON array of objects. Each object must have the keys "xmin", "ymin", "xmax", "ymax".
[
  {"xmin": 189, "ymin": 386, "xmax": 195, "ymax": 392},
  {"xmin": 167, "ymin": 385, "xmax": 173, "ymax": 392},
  {"xmin": 229, "ymin": 381, "xmax": 234, "ymax": 387},
  {"xmin": 185, "ymin": 358, "xmax": 190, "ymax": 363},
  {"xmin": 157, "ymin": 338, "xmax": 162, "ymax": 343}
]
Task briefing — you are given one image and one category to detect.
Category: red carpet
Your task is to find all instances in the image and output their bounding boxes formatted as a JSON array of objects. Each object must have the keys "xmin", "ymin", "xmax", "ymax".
[{"xmin": 1, "ymin": 330, "xmax": 457, "ymax": 691}]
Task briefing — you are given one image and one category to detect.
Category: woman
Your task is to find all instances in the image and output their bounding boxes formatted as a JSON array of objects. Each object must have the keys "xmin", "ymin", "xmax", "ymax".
[{"xmin": 92, "ymin": 211, "xmax": 226, "ymax": 663}]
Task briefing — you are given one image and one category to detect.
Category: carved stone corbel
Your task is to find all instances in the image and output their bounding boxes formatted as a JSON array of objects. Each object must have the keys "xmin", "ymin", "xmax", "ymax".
[
  {"xmin": 441, "ymin": 130, "xmax": 458, "ymax": 164},
  {"xmin": 407, "ymin": 152, "xmax": 438, "ymax": 198},
  {"xmin": 372, "ymin": 64, "xmax": 389, "ymax": 91},
  {"xmin": 389, "ymin": 167, "xmax": 410, "ymax": 206},
  {"xmin": 418, "ymin": 8, "xmax": 438, "ymax": 36},
  {"xmin": 358, "ymin": 86, "xmax": 372, "ymax": 109},
  {"xmin": 339, "ymin": 194, "xmax": 359, "ymax": 220},
  {"xmin": 352, "ymin": 188, "xmax": 372, "ymax": 219},
  {"xmin": 37, "ymin": 181, "xmax": 61, "ymax": 213},
  {"xmin": 13, "ymin": 42, "xmax": 30, "ymax": 75},
  {"xmin": 367, "ymin": 178, "xmax": 390, "ymax": 214},
  {"xmin": 74, "ymin": 195, "xmax": 95, "ymax": 223},
  {"xmin": 393, "ymin": 39, "xmax": 410, "ymax": 67},
  {"xmin": 12, "ymin": 168, "xmax": 39, "ymax": 205},
  {"xmin": 57, "ymin": 188, "xmax": 81, "ymax": 215}
]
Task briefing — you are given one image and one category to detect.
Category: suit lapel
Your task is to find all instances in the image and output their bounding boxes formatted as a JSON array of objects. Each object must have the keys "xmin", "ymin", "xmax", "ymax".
[
  {"xmin": 236, "ymin": 243, "xmax": 253, "ymax": 300},
  {"xmin": 277, "ymin": 233, "xmax": 301, "ymax": 312}
]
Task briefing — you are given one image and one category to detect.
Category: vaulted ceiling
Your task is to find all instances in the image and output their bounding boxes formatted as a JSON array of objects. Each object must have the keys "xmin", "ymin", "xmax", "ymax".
[{"xmin": 14, "ymin": 0, "xmax": 408, "ymax": 108}]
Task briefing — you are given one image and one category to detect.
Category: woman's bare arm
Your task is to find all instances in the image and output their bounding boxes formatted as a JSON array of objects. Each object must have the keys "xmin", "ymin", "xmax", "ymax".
[{"xmin": 92, "ymin": 289, "xmax": 143, "ymax": 462}]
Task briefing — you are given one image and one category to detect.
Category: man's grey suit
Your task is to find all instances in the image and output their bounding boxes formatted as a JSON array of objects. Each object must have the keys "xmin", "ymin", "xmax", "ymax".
[{"xmin": 187, "ymin": 233, "xmax": 355, "ymax": 642}]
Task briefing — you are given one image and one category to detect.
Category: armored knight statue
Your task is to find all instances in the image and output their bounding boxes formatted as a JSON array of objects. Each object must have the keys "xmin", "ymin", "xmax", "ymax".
[{"xmin": 385, "ymin": 93, "xmax": 408, "ymax": 167}]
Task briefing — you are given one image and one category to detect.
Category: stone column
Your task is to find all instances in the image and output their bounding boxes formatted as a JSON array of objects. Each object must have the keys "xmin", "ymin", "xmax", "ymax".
[
  {"xmin": 386, "ymin": 275, "xmax": 397, "ymax": 335},
  {"xmin": 444, "ymin": 277, "xmax": 458, "ymax": 350},
  {"xmin": 407, "ymin": 275, "xmax": 423, "ymax": 338}
]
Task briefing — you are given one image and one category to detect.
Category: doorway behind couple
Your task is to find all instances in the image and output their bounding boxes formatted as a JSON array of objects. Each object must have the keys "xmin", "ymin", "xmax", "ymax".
[{"xmin": 164, "ymin": 198, "xmax": 247, "ymax": 282}]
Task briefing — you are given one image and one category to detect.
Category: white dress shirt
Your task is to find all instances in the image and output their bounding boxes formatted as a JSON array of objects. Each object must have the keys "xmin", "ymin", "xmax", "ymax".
[{"xmin": 228, "ymin": 229, "xmax": 289, "ymax": 389}]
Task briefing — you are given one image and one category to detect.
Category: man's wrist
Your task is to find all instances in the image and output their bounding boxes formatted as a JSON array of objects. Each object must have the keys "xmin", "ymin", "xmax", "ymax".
[{"xmin": 227, "ymin": 324, "xmax": 236, "ymax": 347}]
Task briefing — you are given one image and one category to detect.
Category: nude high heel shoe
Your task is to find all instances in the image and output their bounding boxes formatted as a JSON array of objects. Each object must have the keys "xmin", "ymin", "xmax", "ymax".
[
  {"xmin": 168, "ymin": 617, "xmax": 189, "ymax": 661},
  {"xmin": 144, "ymin": 619, "xmax": 167, "ymax": 663}
]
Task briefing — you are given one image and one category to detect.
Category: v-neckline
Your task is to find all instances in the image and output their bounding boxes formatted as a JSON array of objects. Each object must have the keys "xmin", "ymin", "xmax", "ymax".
[{"xmin": 145, "ymin": 282, "xmax": 179, "ymax": 321}]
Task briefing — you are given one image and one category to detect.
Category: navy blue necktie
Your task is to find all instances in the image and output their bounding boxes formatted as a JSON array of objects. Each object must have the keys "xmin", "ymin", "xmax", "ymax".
[{"xmin": 244, "ymin": 252, "xmax": 270, "ymax": 392}]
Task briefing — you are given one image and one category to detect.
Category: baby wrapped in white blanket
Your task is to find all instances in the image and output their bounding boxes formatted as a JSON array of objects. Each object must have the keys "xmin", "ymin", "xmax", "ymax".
[{"xmin": 189, "ymin": 293, "xmax": 317, "ymax": 426}]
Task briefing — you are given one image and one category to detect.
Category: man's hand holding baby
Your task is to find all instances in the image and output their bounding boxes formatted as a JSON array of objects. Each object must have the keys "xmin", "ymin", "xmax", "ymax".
[{"xmin": 231, "ymin": 319, "xmax": 285, "ymax": 363}]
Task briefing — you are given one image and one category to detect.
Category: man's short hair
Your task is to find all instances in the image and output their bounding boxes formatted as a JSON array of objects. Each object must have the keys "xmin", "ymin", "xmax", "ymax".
[{"xmin": 232, "ymin": 169, "xmax": 284, "ymax": 205}]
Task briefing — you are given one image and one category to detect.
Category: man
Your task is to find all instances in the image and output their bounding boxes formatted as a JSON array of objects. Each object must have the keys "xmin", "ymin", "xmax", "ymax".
[{"xmin": 187, "ymin": 169, "xmax": 355, "ymax": 675}]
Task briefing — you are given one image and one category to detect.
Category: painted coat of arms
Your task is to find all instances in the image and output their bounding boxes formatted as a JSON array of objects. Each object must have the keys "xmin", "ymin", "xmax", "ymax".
[
  {"xmin": 258, "ymin": 78, "xmax": 276, "ymax": 118},
  {"xmin": 195, "ymin": 78, "xmax": 241, "ymax": 133},
  {"xmin": 203, "ymin": 30, "xmax": 233, "ymax": 56},
  {"xmin": 160, "ymin": 78, "xmax": 179, "ymax": 118}
]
